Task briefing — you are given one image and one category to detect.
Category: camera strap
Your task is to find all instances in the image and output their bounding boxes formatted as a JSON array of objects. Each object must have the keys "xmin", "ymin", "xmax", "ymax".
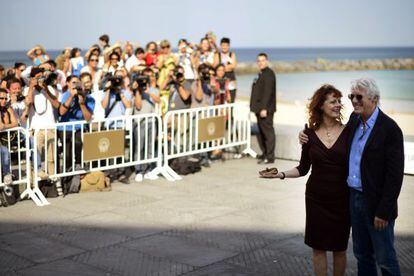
[{"xmin": 104, "ymin": 96, "xmax": 120, "ymax": 118}]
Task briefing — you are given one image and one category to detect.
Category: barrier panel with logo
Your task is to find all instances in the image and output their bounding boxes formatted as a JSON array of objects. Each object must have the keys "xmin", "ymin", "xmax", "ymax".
[
  {"xmin": 160, "ymin": 103, "xmax": 256, "ymax": 181},
  {"xmin": 33, "ymin": 114, "xmax": 171, "ymax": 204}
]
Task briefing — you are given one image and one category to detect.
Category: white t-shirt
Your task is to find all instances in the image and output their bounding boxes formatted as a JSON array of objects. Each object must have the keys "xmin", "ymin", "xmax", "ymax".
[
  {"xmin": 11, "ymin": 101, "xmax": 27, "ymax": 128},
  {"xmin": 90, "ymin": 89, "xmax": 105, "ymax": 121},
  {"xmin": 27, "ymin": 87, "xmax": 58, "ymax": 129},
  {"xmin": 176, "ymin": 52, "xmax": 195, "ymax": 80},
  {"xmin": 125, "ymin": 55, "xmax": 146, "ymax": 72}
]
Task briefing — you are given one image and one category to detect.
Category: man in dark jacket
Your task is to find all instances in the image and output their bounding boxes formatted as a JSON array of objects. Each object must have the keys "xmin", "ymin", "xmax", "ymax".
[
  {"xmin": 346, "ymin": 78, "xmax": 403, "ymax": 276},
  {"xmin": 250, "ymin": 53, "xmax": 276, "ymax": 164}
]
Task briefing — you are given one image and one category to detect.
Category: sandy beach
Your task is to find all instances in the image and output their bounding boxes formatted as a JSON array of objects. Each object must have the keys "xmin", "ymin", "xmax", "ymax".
[{"xmin": 237, "ymin": 96, "xmax": 414, "ymax": 137}]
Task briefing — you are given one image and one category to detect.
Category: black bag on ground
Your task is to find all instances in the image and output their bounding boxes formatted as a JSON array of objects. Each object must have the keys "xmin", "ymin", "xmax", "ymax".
[
  {"xmin": 0, "ymin": 186, "xmax": 18, "ymax": 207},
  {"xmin": 39, "ymin": 180, "xmax": 59, "ymax": 198},
  {"xmin": 170, "ymin": 157, "xmax": 202, "ymax": 175}
]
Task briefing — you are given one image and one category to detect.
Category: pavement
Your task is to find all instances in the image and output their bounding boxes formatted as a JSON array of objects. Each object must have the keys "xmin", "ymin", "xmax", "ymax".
[{"xmin": 1, "ymin": 146, "xmax": 414, "ymax": 275}]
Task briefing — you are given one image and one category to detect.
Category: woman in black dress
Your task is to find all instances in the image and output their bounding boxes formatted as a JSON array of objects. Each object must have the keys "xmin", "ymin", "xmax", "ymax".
[{"xmin": 262, "ymin": 84, "xmax": 351, "ymax": 276}]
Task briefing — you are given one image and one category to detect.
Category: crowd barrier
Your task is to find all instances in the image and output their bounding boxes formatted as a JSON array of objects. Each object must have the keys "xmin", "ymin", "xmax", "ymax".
[
  {"xmin": 160, "ymin": 103, "xmax": 257, "ymax": 181},
  {"xmin": 0, "ymin": 127, "xmax": 48, "ymax": 206},
  {"xmin": 1, "ymin": 103, "xmax": 256, "ymax": 206}
]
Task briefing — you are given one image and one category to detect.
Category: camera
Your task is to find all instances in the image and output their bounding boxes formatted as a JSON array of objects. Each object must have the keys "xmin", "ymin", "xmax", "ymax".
[
  {"xmin": 198, "ymin": 64, "xmax": 212, "ymax": 82},
  {"xmin": 108, "ymin": 75, "xmax": 123, "ymax": 90},
  {"xmin": 130, "ymin": 73, "xmax": 150, "ymax": 93},
  {"xmin": 16, "ymin": 94, "xmax": 26, "ymax": 102},
  {"xmin": 73, "ymin": 84, "xmax": 86, "ymax": 97},
  {"xmin": 173, "ymin": 69, "xmax": 184, "ymax": 83},
  {"xmin": 38, "ymin": 71, "xmax": 58, "ymax": 87}
]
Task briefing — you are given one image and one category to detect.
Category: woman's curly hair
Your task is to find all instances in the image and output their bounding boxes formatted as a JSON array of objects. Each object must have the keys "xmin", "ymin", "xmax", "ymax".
[{"xmin": 308, "ymin": 84, "xmax": 343, "ymax": 130}]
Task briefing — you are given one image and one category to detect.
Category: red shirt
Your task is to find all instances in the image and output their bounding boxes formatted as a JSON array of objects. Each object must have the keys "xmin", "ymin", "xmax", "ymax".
[{"xmin": 145, "ymin": 53, "xmax": 159, "ymax": 67}]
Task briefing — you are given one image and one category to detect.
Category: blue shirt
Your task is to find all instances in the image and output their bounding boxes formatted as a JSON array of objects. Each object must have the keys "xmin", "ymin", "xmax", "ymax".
[
  {"xmin": 58, "ymin": 91, "xmax": 95, "ymax": 131},
  {"xmin": 347, "ymin": 107, "xmax": 380, "ymax": 191},
  {"xmin": 101, "ymin": 89, "xmax": 132, "ymax": 128}
]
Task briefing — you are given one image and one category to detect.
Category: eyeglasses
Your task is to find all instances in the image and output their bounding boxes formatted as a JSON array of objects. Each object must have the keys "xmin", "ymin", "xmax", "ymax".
[
  {"xmin": 90, "ymin": 59, "xmax": 98, "ymax": 62},
  {"xmin": 348, "ymin": 94, "xmax": 363, "ymax": 101},
  {"xmin": 161, "ymin": 45, "xmax": 170, "ymax": 49},
  {"xmin": 0, "ymin": 97, "xmax": 7, "ymax": 100},
  {"xmin": 110, "ymin": 58, "xmax": 118, "ymax": 61}
]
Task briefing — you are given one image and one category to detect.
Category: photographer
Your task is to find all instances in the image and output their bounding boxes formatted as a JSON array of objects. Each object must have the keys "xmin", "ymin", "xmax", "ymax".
[
  {"xmin": 211, "ymin": 64, "xmax": 231, "ymax": 105},
  {"xmin": 131, "ymin": 68, "xmax": 160, "ymax": 182},
  {"xmin": 57, "ymin": 75, "xmax": 95, "ymax": 173},
  {"xmin": 0, "ymin": 88, "xmax": 18, "ymax": 183},
  {"xmin": 101, "ymin": 72, "xmax": 132, "ymax": 126},
  {"xmin": 197, "ymin": 63, "xmax": 216, "ymax": 106},
  {"xmin": 6, "ymin": 78, "xmax": 30, "ymax": 127},
  {"xmin": 25, "ymin": 67, "xmax": 61, "ymax": 178}
]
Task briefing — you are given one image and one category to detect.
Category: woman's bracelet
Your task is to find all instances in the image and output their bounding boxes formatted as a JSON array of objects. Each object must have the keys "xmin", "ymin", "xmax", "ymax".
[{"xmin": 280, "ymin": 172, "xmax": 286, "ymax": 180}]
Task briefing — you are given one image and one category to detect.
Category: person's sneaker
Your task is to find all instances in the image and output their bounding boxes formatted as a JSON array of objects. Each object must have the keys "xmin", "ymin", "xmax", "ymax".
[
  {"xmin": 257, "ymin": 159, "xmax": 275, "ymax": 164},
  {"xmin": 256, "ymin": 154, "xmax": 265, "ymax": 160},
  {"xmin": 234, "ymin": 153, "xmax": 243, "ymax": 159},
  {"xmin": 37, "ymin": 170, "xmax": 49, "ymax": 180},
  {"xmin": 134, "ymin": 174, "xmax": 143, "ymax": 182},
  {"xmin": 144, "ymin": 173, "xmax": 158, "ymax": 180}
]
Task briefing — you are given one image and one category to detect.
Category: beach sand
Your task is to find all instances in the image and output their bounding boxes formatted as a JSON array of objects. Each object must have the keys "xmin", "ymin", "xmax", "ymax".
[{"xmin": 237, "ymin": 96, "xmax": 414, "ymax": 137}]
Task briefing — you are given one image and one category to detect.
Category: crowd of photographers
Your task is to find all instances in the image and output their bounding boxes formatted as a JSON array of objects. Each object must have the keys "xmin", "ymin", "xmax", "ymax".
[{"xmin": 0, "ymin": 32, "xmax": 238, "ymax": 191}]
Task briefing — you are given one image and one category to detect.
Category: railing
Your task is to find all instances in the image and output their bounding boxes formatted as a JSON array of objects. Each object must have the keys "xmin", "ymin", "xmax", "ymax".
[{"xmin": 160, "ymin": 103, "xmax": 256, "ymax": 181}]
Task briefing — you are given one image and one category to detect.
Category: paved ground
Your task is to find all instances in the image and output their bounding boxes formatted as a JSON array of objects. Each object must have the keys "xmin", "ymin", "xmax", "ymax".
[{"xmin": 1, "ymin": 153, "xmax": 414, "ymax": 275}]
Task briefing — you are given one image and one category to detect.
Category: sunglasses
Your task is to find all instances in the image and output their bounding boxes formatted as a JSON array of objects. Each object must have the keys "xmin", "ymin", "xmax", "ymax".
[
  {"xmin": 348, "ymin": 94, "xmax": 364, "ymax": 101},
  {"xmin": 90, "ymin": 59, "xmax": 99, "ymax": 62},
  {"xmin": 161, "ymin": 45, "xmax": 170, "ymax": 49},
  {"xmin": 0, "ymin": 97, "xmax": 7, "ymax": 100}
]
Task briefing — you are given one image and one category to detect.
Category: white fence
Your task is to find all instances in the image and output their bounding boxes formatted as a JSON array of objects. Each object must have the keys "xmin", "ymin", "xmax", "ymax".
[
  {"xmin": 160, "ymin": 103, "xmax": 256, "ymax": 181},
  {"xmin": 2, "ymin": 104, "xmax": 257, "ymax": 206},
  {"xmin": 32, "ymin": 113, "xmax": 171, "ymax": 205},
  {"xmin": 0, "ymin": 127, "xmax": 47, "ymax": 206}
]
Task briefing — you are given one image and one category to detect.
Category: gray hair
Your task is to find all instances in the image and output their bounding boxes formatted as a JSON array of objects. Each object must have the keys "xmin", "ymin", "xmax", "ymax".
[{"xmin": 351, "ymin": 78, "xmax": 380, "ymax": 103}]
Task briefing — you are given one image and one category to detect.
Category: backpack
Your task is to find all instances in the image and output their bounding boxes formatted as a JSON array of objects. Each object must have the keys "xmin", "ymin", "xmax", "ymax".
[{"xmin": 80, "ymin": 171, "xmax": 111, "ymax": 192}]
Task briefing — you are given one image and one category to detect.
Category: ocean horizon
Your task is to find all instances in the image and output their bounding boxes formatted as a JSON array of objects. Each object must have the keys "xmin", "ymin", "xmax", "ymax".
[{"xmin": 1, "ymin": 47, "xmax": 414, "ymax": 68}]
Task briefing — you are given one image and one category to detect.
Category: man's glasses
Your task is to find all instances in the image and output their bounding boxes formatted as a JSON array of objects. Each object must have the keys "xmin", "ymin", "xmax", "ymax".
[
  {"xmin": 348, "ymin": 94, "xmax": 363, "ymax": 101},
  {"xmin": 90, "ymin": 59, "xmax": 98, "ymax": 62},
  {"xmin": 0, "ymin": 97, "xmax": 7, "ymax": 100}
]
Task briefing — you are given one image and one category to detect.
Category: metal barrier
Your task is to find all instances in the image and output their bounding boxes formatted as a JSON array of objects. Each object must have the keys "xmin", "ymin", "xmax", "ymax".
[
  {"xmin": 160, "ymin": 103, "xmax": 257, "ymax": 181},
  {"xmin": 0, "ymin": 127, "xmax": 47, "ymax": 206},
  {"xmin": 33, "ymin": 113, "xmax": 171, "ymax": 204}
]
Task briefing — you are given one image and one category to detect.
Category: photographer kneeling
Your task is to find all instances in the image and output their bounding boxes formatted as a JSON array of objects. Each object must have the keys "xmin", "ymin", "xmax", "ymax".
[{"xmin": 131, "ymin": 68, "xmax": 160, "ymax": 182}]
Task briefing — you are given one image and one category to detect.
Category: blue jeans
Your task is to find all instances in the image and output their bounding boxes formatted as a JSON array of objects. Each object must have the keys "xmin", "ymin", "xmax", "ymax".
[
  {"xmin": 0, "ymin": 145, "xmax": 11, "ymax": 175},
  {"xmin": 350, "ymin": 189, "xmax": 401, "ymax": 276}
]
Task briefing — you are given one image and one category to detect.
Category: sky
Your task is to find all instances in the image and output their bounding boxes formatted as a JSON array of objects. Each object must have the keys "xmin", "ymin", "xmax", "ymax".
[{"xmin": 1, "ymin": 0, "xmax": 414, "ymax": 51}]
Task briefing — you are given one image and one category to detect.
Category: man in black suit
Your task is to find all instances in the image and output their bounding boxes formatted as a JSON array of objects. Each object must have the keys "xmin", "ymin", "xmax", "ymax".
[
  {"xmin": 250, "ymin": 53, "xmax": 276, "ymax": 164},
  {"xmin": 300, "ymin": 78, "xmax": 404, "ymax": 275}
]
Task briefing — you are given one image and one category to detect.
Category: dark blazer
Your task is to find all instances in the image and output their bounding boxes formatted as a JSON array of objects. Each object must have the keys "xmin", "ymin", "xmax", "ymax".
[
  {"xmin": 250, "ymin": 67, "xmax": 276, "ymax": 114},
  {"xmin": 347, "ymin": 109, "xmax": 404, "ymax": 221}
]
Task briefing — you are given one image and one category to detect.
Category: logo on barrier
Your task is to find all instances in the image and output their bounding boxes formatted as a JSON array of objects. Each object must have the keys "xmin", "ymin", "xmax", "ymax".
[
  {"xmin": 98, "ymin": 138, "xmax": 110, "ymax": 153},
  {"xmin": 83, "ymin": 130, "xmax": 125, "ymax": 161},
  {"xmin": 198, "ymin": 116, "xmax": 225, "ymax": 143}
]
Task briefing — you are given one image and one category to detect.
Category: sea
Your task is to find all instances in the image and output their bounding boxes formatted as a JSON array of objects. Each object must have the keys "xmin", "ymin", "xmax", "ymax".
[{"xmin": 1, "ymin": 47, "xmax": 414, "ymax": 112}]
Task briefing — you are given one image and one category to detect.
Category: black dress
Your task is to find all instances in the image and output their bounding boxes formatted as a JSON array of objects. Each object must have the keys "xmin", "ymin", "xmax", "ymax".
[{"xmin": 296, "ymin": 126, "xmax": 351, "ymax": 251}]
